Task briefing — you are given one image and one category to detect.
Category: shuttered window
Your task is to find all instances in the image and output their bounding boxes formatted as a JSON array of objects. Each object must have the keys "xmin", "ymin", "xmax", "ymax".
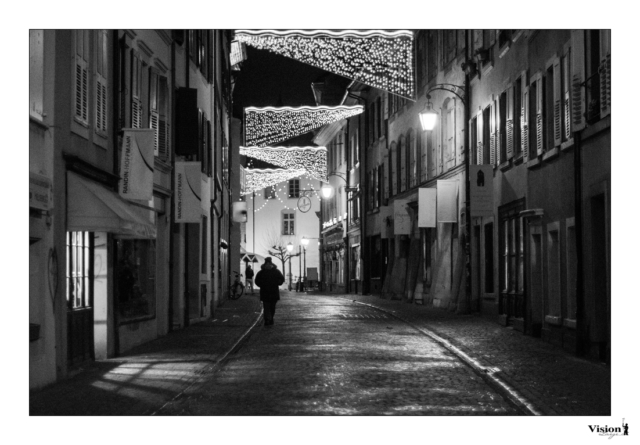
[
  {"xmin": 489, "ymin": 99, "xmax": 496, "ymax": 166},
  {"xmin": 399, "ymin": 136, "xmax": 407, "ymax": 193},
  {"xmin": 149, "ymin": 70, "xmax": 160, "ymax": 155},
  {"xmin": 506, "ymin": 86, "xmax": 514, "ymax": 160},
  {"xmin": 158, "ymin": 76, "xmax": 169, "ymax": 159},
  {"xmin": 74, "ymin": 30, "xmax": 90, "ymax": 126},
  {"xmin": 131, "ymin": 52, "xmax": 143, "ymax": 129},
  {"xmin": 94, "ymin": 30, "xmax": 108, "ymax": 136},
  {"xmin": 521, "ymin": 72, "xmax": 530, "ymax": 162},
  {"xmin": 498, "ymin": 90, "xmax": 507, "ymax": 164}
]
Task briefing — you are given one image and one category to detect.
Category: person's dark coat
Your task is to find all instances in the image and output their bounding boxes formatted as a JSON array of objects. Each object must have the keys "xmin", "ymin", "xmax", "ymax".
[
  {"xmin": 255, "ymin": 262, "xmax": 285, "ymax": 302},
  {"xmin": 245, "ymin": 266, "xmax": 254, "ymax": 279}
]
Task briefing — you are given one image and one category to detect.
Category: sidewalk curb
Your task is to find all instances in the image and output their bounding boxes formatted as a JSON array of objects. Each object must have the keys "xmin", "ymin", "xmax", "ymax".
[
  {"xmin": 149, "ymin": 307, "xmax": 264, "ymax": 415},
  {"xmin": 340, "ymin": 297, "xmax": 543, "ymax": 416}
]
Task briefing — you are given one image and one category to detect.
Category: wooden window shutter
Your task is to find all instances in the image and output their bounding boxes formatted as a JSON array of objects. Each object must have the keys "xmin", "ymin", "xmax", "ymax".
[
  {"xmin": 489, "ymin": 99, "xmax": 496, "ymax": 166},
  {"xmin": 158, "ymin": 76, "xmax": 169, "ymax": 159},
  {"xmin": 599, "ymin": 52, "xmax": 611, "ymax": 117},
  {"xmin": 563, "ymin": 53, "xmax": 572, "ymax": 141},
  {"xmin": 506, "ymin": 85, "xmax": 514, "ymax": 159},
  {"xmin": 95, "ymin": 30, "xmax": 108, "ymax": 135},
  {"xmin": 131, "ymin": 52, "xmax": 142, "ymax": 129},
  {"xmin": 536, "ymin": 77, "xmax": 544, "ymax": 156},
  {"xmin": 495, "ymin": 95, "xmax": 502, "ymax": 165},
  {"xmin": 522, "ymin": 84, "xmax": 529, "ymax": 162},
  {"xmin": 553, "ymin": 58, "xmax": 562, "ymax": 147},
  {"xmin": 74, "ymin": 30, "xmax": 89, "ymax": 125},
  {"xmin": 149, "ymin": 70, "xmax": 159, "ymax": 155},
  {"xmin": 476, "ymin": 109, "xmax": 484, "ymax": 165},
  {"xmin": 571, "ymin": 30, "xmax": 586, "ymax": 132}
]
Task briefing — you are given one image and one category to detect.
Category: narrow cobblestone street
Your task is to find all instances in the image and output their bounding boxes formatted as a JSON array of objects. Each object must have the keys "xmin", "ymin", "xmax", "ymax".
[{"xmin": 159, "ymin": 295, "xmax": 519, "ymax": 415}]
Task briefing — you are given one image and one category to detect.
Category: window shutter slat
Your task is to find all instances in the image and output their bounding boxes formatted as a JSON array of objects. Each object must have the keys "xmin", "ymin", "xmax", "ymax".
[
  {"xmin": 536, "ymin": 78, "xmax": 544, "ymax": 156},
  {"xmin": 150, "ymin": 110, "xmax": 159, "ymax": 156},
  {"xmin": 522, "ymin": 85, "xmax": 529, "ymax": 162},
  {"xmin": 476, "ymin": 109, "xmax": 483, "ymax": 165},
  {"xmin": 506, "ymin": 86, "xmax": 514, "ymax": 159},
  {"xmin": 571, "ymin": 30, "xmax": 586, "ymax": 131},
  {"xmin": 553, "ymin": 58, "xmax": 562, "ymax": 146},
  {"xmin": 600, "ymin": 53, "xmax": 611, "ymax": 117},
  {"xmin": 490, "ymin": 100, "xmax": 496, "ymax": 166}
]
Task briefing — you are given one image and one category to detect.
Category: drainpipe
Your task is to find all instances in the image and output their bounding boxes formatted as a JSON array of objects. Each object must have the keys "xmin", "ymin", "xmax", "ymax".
[
  {"xmin": 168, "ymin": 35, "xmax": 177, "ymax": 331},
  {"xmin": 112, "ymin": 30, "xmax": 121, "ymax": 355},
  {"xmin": 463, "ymin": 29, "xmax": 472, "ymax": 314},
  {"xmin": 574, "ymin": 130, "xmax": 585, "ymax": 357},
  {"xmin": 183, "ymin": 31, "xmax": 190, "ymax": 327}
]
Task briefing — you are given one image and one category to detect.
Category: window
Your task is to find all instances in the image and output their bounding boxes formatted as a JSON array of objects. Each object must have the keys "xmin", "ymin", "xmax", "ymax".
[
  {"xmin": 408, "ymin": 129, "xmax": 417, "ymax": 188},
  {"xmin": 201, "ymin": 216, "xmax": 208, "ymax": 274},
  {"xmin": 73, "ymin": 30, "xmax": 90, "ymax": 127},
  {"xmin": 561, "ymin": 50, "xmax": 572, "ymax": 143},
  {"xmin": 265, "ymin": 186, "xmax": 276, "ymax": 200},
  {"xmin": 282, "ymin": 211, "xmax": 295, "ymax": 235},
  {"xmin": 383, "ymin": 158, "xmax": 389, "ymax": 202},
  {"xmin": 390, "ymin": 142, "xmax": 397, "ymax": 196},
  {"xmin": 482, "ymin": 106, "xmax": 491, "ymax": 165},
  {"xmin": 150, "ymin": 70, "xmax": 169, "ymax": 158},
  {"xmin": 95, "ymin": 30, "xmax": 108, "ymax": 137},
  {"xmin": 427, "ymin": 31, "xmax": 437, "ymax": 82},
  {"xmin": 30, "ymin": 30, "xmax": 44, "ymax": 121},
  {"xmin": 565, "ymin": 219, "xmax": 577, "ymax": 322},
  {"xmin": 529, "ymin": 73, "xmax": 543, "ymax": 157},
  {"xmin": 547, "ymin": 223, "xmax": 561, "ymax": 318},
  {"xmin": 442, "ymin": 30, "xmax": 457, "ymax": 66},
  {"xmin": 499, "ymin": 199, "xmax": 526, "ymax": 319},
  {"xmin": 521, "ymin": 74, "xmax": 530, "ymax": 161},
  {"xmin": 544, "ymin": 64, "xmax": 555, "ymax": 151},
  {"xmin": 498, "ymin": 90, "xmax": 507, "ymax": 164},
  {"xmin": 288, "ymin": 179, "xmax": 300, "ymax": 198},
  {"xmin": 66, "ymin": 231, "xmax": 93, "ymax": 310},
  {"xmin": 197, "ymin": 109, "xmax": 210, "ymax": 175},
  {"xmin": 469, "ymin": 116, "xmax": 478, "ymax": 165},
  {"xmin": 131, "ymin": 51, "xmax": 143, "ymax": 129},
  {"xmin": 399, "ymin": 136, "xmax": 406, "ymax": 192},
  {"xmin": 484, "ymin": 224, "xmax": 494, "ymax": 293},
  {"xmin": 116, "ymin": 239, "xmax": 156, "ymax": 321}
]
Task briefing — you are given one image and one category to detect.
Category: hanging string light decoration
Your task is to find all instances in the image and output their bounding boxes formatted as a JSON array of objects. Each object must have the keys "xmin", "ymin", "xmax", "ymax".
[
  {"xmin": 240, "ymin": 146, "xmax": 327, "ymax": 181},
  {"xmin": 235, "ymin": 29, "xmax": 415, "ymax": 99},
  {"xmin": 244, "ymin": 105, "xmax": 363, "ymax": 147},
  {"xmin": 242, "ymin": 167, "xmax": 307, "ymax": 195}
]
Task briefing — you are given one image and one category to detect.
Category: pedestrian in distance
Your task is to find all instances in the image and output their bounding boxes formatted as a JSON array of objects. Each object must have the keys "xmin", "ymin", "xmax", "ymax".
[
  {"xmin": 245, "ymin": 264, "xmax": 255, "ymax": 295},
  {"xmin": 254, "ymin": 257, "xmax": 285, "ymax": 326}
]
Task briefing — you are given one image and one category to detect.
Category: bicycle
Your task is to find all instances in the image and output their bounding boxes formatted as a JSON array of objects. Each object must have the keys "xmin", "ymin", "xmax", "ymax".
[{"xmin": 229, "ymin": 271, "xmax": 245, "ymax": 300}]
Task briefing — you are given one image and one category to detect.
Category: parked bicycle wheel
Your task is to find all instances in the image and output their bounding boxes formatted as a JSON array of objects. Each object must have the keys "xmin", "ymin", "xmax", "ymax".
[{"xmin": 230, "ymin": 283, "xmax": 244, "ymax": 300}]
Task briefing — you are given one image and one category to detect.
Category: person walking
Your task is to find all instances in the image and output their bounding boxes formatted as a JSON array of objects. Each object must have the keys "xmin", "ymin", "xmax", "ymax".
[
  {"xmin": 254, "ymin": 257, "xmax": 285, "ymax": 326},
  {"xmin": 245, "ymin": 264, "xmax": 255, "ymax": 294}
]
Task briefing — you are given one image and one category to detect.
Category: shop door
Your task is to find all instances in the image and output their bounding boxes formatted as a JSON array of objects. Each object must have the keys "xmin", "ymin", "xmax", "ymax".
[
  {"xmin": 498, "ymin": 199, "xmax": 526, "ymax": 328},
  {"xmin": 66, "ymin": 231, "xmax": 95, "ymax": 366}
]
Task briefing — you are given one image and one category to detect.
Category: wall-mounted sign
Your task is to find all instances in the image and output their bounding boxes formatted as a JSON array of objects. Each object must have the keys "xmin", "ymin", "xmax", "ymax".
[
  {"xmin": 175, "ymin": 162, "xmax": 202, "ymax": 223},
  {"xmin": 394, "ymin": 199, "xmax": 411, "ymax": 235},
  {"xmin": 29, "ymin": 172, "xmax": 52, "ymax": 211},
  {"xmin": 470, "ymin": 165, "xmax": 494, "ymax": 217},
  {"xmin": 437, "ymin": 180, "xmax": 458, "ymax": 223},
  {"xmin": 297, "ymin": 196, "xmax": 311, "ymax": 213},
  {"xmin": 418, "ymin": 188, "xmax": 436, "ymax": 228},
  {"xmin": 119, "ymin": 129, "xmax": 155, "ymax": 201}
]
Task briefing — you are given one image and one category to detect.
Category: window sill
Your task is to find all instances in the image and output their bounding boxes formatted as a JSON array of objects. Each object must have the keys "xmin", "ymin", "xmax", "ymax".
[
  {"xmin": 498, "ymin": 42, "xmax": 511, "ymax": 59},
  {"xmin": 30, "ymin": 116, "xmax": 49, "ymax": 130},
  {"xmin": 513, "ymin": 154, "xmax": 524, "ymax": 166},
  {"xmin": 527, "ymin": 157, "xmax": 541, "ymax": 169},
  {"xmin": 544, "ymin": 315, "xmax": 562, "ymax": 326},
  {"xmin": 560, "ymin": 138, "xmax": 575, "ymax": 152},
  {"xmin": 499, "ymin": 160, "xmax": 511, "ymax": 172},
  {"xmin": 542, "ymin": 146, "xmax": 559, "ymax": 162},
  {"xmin": 563, "ymin": 318, "xmax": 577, "ymax": 329}
]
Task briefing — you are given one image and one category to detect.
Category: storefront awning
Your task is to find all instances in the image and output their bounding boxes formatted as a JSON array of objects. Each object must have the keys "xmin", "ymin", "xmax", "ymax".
[
  {"xmin": 67, "ymin": 172, "xmax": 156, "ymax": 239},
  {"xmin": 240, "ymin": 247, "xmax": 265, "ymax": 263}
]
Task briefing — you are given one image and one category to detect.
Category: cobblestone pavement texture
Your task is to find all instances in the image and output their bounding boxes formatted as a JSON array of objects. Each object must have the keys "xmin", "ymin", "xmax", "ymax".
[
  {"xmin": 29, "ymin": 291, "xmax": 610, "ymax": 416},
  {"xmin": 29, "ymin": 295, "xmax": 263, "ymax": 416},
  {"xmin": 158, "ymin": 295, "xmax": 520, "ymax": 415}
]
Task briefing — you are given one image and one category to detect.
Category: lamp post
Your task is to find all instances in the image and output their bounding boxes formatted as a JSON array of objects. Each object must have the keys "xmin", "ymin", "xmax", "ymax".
[{"xmin": 286, "ymin": 241, "xmax": 294, "ymax": 291}]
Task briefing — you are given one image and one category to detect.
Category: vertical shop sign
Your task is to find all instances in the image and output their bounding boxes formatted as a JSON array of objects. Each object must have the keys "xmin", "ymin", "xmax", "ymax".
[
  {"xmin": 175, "ymin": 161, "xmax": 202, "ymax": 223},
  {"xmin": 394, "ymin": 199, "xmax": 411, "ymax": 235},
  {"xmin": 418, "ymin": 188, "xmax": 436, "ymax": 227},
  {"xmin": 119, "ymin": 129, "xmax": 155, "ymax": 201},
  {"xmin": 470, "ymin": 165, "xmax": 494, "ymax": 217},
  {"xmin": 437, "ymin": 180, "xmax": 458, "ymax": 223}
]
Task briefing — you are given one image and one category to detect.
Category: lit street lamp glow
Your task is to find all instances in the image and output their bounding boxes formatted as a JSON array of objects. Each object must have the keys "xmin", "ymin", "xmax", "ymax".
[{"xmin": 321, "ymin": 183, "xmax": 334, "ymax": 198}]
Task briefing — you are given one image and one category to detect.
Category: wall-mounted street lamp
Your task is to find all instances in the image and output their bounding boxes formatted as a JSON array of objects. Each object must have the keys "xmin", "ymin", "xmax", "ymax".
[
  {"xmin": 321, "ymin": 171, "xmax": 359, "ymax": 199},
  {"xmin": 419, "ymin": 83, "xmax": 466, "ymax": 132}
]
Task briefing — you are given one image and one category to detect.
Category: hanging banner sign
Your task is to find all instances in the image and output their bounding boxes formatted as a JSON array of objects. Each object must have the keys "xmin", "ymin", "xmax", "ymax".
[
  {"xmin": 119, "ymin": 129, "xmax": 155, "ymax": 201},
  {"xmin": 393, "ymin": 199, "xmax": 411, "ymax": 235},
  {"xmin": 470, "ymin": 165, "xmax": 494, "ymax": 217},
  {"xmin": 29, "ymin": 172, "xmax": 53, "ymax": 211},
  {"xmin": 418, "ymin": 188, "xmax": 436, "ymax": 228},
  {"xmin": 175, "ymin": 162, "xmax": 202, "ymax": 223},
  {"xmin": 437, "ymin": 180, "xmax": 458, "ymax": 223}
]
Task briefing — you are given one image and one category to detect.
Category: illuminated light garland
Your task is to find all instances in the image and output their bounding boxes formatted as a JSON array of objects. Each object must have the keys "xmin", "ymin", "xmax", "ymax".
[
  {"xmin": 235, "ymin": 29, "xmax": 415, "ymax": 99},
  {"xmin": 244, "ymin": 105, "xmax": 363, "ymax": 147},
  {"xmin": 242, "ymin": 167, "xmax": 307, "ymax": 195},
  {"xmin": 240, "ymin": 146, "xmax": 327, "ymax": 181}
]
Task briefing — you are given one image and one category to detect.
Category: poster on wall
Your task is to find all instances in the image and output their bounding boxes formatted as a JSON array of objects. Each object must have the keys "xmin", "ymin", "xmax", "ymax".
[
  {"xmin": 418, "ymin": 188, "xmax": 436, "ymax": 227},
  {"xmin": 119, "ymin": 129, "xmax": 155, "ymax": 201},
  {"xmin": 437, "ymin": 180, "xmax": 458, "ymax": 223},
  {"xmin": 470, "ymin": 164, "xmax": 494, "ymax": 217},
  {"xmin": 175, "ymin": 161, "xmax": 202, "ymax": 223},
  {"xmin": 393, "ymin": 199, "xmax": 411, "ymax": 235}
]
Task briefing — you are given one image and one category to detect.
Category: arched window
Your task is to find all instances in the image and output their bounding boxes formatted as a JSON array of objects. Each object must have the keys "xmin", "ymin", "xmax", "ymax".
[
  {"xmin": 408, "ymin": 129, "xmax": 417, "ymax": 188},
  {"xmin": 390, "ymin": 141, "xmax": 397, "ymax": 196},
  {"xmin": 399, "ymin": 135, "xmax": 407, "ymax": 193}
]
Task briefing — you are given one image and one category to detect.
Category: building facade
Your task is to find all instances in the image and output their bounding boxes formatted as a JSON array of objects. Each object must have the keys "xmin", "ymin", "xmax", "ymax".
[{"xmin": 29, "ymin": 29, "xmax": 235, "ymax": 390}]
